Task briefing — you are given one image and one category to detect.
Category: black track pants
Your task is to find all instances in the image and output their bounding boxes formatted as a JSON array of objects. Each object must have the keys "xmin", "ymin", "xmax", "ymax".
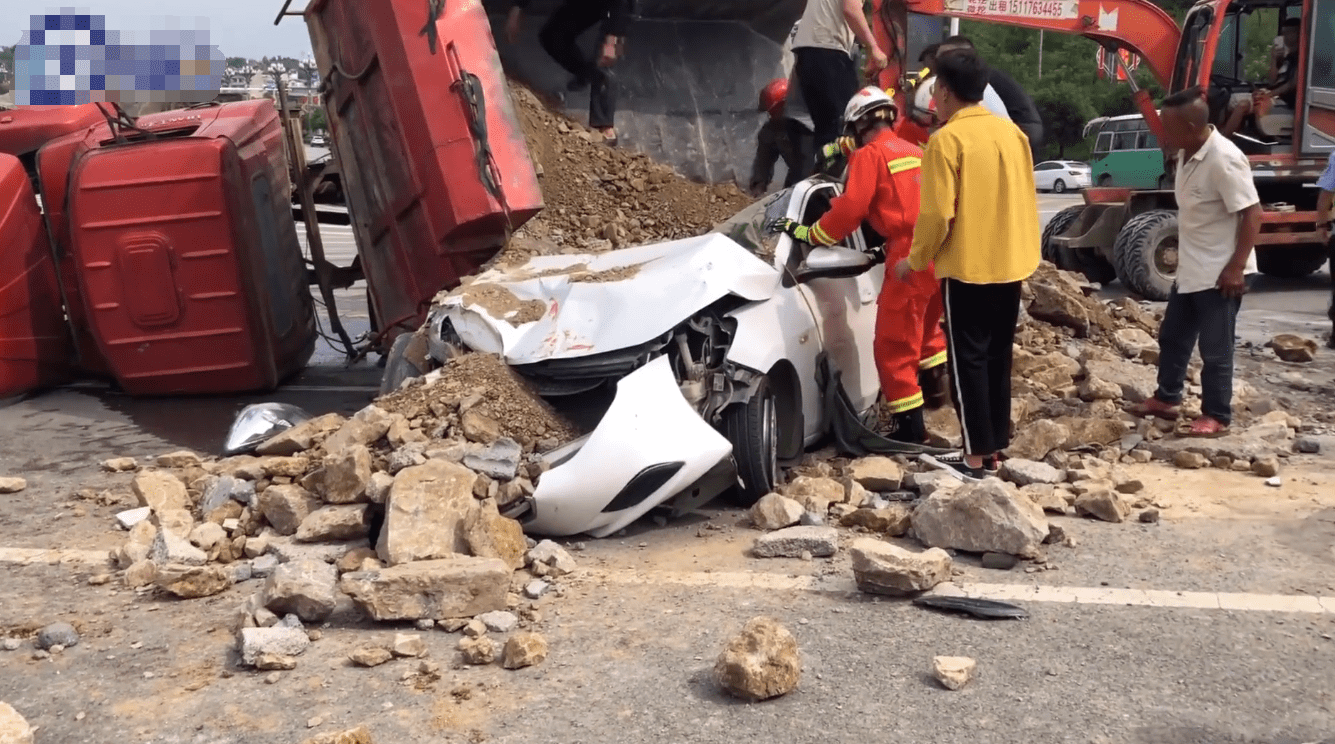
[{"xmin": 940, "ymin": 278, "xmax": 1023, "ymax": 456}]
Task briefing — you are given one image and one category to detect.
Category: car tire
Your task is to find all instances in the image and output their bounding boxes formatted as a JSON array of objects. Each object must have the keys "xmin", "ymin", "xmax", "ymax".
[
  {"xmin": 378, "ymin": 332, "xmax": 432, "ymax": 396},
  {"xmin": 723, "ymin": 375, "xmax": 779, "ymax": 507},
  {"xmin": 1256, "ymin": 244, "xmax": 1329, "ymax": 279},
  {"xmin": 1042, "ymin": 205, "xmax": 1118, "ymax": 285},
  {"xmin": 1113, "ymin": 209, "xmax": 1178, "ymax": 302},
  {"xmin": 1040, "ymin": 205, "xmax": 1083, "ymax": 265},
  {"xmin": 1052, "ymin": 179, "xmax": 1067, "ymax": 194}
]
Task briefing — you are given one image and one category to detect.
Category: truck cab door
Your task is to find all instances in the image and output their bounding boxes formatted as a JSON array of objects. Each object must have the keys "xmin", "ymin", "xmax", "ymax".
[{"xmin": 1300, "ymin": 0, "xmax": 1335, "ymax": 154}]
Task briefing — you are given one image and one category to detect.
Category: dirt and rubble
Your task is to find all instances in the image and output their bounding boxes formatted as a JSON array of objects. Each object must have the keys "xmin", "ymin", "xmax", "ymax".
[{"xmin": 497, "ymin": 83, "xmax": 752, "ymax": 265}]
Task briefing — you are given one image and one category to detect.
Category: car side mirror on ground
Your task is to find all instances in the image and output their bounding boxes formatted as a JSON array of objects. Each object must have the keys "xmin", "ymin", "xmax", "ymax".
[{"xmin": 792, "ymin": 246, "xmax": 873, "ymax": 283}]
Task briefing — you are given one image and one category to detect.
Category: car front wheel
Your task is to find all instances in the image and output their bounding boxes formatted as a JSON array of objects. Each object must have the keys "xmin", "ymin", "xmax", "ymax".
[{"xmin": 723, "ymin": 375, "xmax": 779, "ymax": 507}]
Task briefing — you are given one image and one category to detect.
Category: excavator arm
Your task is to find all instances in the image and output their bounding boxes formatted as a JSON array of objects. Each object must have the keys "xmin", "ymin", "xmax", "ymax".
[{"xmin": 871, "ymin": 0, "xmax": 1180, "ymax": 139}]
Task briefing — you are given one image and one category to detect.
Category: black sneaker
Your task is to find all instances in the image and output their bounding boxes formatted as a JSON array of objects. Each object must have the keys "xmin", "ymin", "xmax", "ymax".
[{"xmin": 919, "ymin": 452, "xmax": 987, "ymax": 483}]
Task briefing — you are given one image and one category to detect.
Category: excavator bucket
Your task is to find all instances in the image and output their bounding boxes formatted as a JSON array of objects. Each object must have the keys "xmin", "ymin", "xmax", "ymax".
[{"xmin": 484, "ymin": 0, "xmax": 945, "ymax": 185}]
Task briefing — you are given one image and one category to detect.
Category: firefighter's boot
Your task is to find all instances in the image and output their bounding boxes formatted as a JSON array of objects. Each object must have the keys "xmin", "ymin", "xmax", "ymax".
[
  {"xmin": 886, "ymin": 406, "xmax": 928, "ymax": 444},
  {"xmin": 919, "ymin": 364, "xmax": 950, "ymax": 411}
]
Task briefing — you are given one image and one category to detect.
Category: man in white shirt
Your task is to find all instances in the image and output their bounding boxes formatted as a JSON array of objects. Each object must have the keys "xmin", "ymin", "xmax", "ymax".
[
  {"xmin": 1313, "ymin": 149, "xmax": 1335, "ymax": 348},
  {"xmin": 790, "ymin": 0, "xmax": 888, "ymax": 163},
  {"xmin": 1128, "ymin": 86, "xmax": 1262, "ymax": 437}
]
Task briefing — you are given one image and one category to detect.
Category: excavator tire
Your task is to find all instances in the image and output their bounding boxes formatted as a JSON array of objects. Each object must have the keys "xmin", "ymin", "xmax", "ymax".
[
  {"xmin": 1113, "ymin": 209, "xmax": 1178, "ymax": 302},
  {"xmin": 1256, "ymin": 245, "xmax": 1329, "ymax": 279},
  {"xmin": 1041, "ymin": 205, "xmax": 1117, "ymax": 285}
]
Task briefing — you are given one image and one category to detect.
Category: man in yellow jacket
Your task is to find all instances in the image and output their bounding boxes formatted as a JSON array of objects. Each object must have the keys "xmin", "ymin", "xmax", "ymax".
[{"xmin": 890, "ymin": 49, "xmax": 1040, "ymax": 481}]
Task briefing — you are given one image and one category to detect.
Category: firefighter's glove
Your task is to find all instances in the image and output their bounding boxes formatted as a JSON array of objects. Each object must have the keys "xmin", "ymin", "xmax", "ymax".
[
  {"xmin": 819, "ymin": 136, "xmax": 855, "ymax": 169},
  {"xmin": 767, "ymin": 217, "xmax": 811, "ymax": 243}
]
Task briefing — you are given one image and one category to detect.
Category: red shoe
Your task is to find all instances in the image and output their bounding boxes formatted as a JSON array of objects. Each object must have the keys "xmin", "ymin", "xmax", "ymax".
[
  {"xmin": 1126, "ymin": 397, "xmax": 1180, "ymax": 421},
  {"xmin": 1179, "ymin": 416, "xmax": 1229, "ymax": 438}
]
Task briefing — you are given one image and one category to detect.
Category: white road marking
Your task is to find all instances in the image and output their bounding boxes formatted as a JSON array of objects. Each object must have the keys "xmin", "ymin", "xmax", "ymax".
[
  {"xmin": 583, "ymin": 568, "xmax": 1335, "ymax": 615},
  {"xmin": 5, "ymin": 552, "xmax": 1331, "ymax": 614}
]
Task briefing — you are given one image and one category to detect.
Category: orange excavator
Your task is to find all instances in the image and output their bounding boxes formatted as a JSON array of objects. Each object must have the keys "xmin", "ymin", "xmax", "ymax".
[{"xmin": 869, "ymin": 0, "xmax": 1334, "ymax": 301}]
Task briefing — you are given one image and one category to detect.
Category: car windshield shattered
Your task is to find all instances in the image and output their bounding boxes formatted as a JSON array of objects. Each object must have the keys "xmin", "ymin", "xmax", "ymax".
[{"xmin": 710, "ymin": 188, "xmax": 791, "ymax": 262}]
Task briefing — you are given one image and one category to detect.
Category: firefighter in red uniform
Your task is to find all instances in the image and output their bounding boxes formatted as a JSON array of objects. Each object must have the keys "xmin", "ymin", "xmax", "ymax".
[{"xmin": 769, "ymin": 86, "xmax": 949, "ymax": 444}]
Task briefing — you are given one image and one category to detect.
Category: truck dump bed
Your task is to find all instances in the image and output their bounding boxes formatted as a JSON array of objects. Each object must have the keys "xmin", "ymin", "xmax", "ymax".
[
  {"xmin": 304, "ymin": 0, "xmax": 544, "ymax": 341},
  {"xmin": 0, "ymin": 153, "xmax": 74, "ymax": 398}
]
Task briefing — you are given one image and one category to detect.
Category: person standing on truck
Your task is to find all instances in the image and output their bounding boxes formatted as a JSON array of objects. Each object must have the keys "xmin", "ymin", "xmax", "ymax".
[
  {"xmin": 768, "ymin": 86, "xmax": 950, "ymax": 444},
  {"xmin": 505, "ymin": 0, "xmax": 633, "ymax": 146},
  {"xmin": 891, "ymin": 49, "xmax": 1040, "ymax": 479},
  {"xmin": 1127, "ymin": 87, "xmax": 1262, "ymax": 436},
  {"xmin": 749, "ymin": 79, "xmax": 815, "ymax": 196},
  {"xmin": 938, "ymin": 36, "xmax": 1044, "ymax": 154},
  {"xmin": 791, "ymin": 0, "xmax": 889, "ymax": 165}
]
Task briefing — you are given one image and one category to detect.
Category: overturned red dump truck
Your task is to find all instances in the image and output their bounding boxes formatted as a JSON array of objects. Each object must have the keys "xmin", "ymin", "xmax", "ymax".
[
  {"xmin": 1, "ymin": 99, "xmax": 317, "ymax": 397},
  {"xmin": 295, "ymin": 0, "xmax": 544, "ymax": 346}
]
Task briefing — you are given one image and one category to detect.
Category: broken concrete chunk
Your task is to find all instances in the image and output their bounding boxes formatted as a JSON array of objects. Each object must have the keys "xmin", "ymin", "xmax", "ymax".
[
  {"xmin": 1019, "ymin": 484, "xmax": 1068, "ymax": 515},
  {"xmin": 384, "ymin": 443, "xmax": 426, "ymax": 476},
  {"xmin": 462, "ymin": 437, "xmax": 522, "ymax": 481},
  {"xmin": 460, "ymin": 409, "xmax": 503, "ymax": 444},
  {"xmin": 849, "ymin": 538, "xmax": 950, "ymax": 596},
  {"xmin": 101, "ymin": 457, "xmax": 139, "ymax": 472},
  {"xmin": 523, "ymin": 579, "xmax": 550, "ymax": 600},
  {"xmin": 116, "ymin": 506, "xmax": 152, "ymax": 530},
  {"xmin": 463, "ymin": 500, "xmax": 527, "ymax": 570},
  {"xmin": 339, "ymin": 556, "xmax": 510, "ymax": 621},
  {"xmin": 1075, "ymin": 489, "xmax": 1130, "ymax": 523},
  {"xmin": 257, "ymin": 412, "xmax": 346, "ymax": 456},
  {"xmin": 847, "ymin": 456, "xmax": 903, "ymax": 491},
  {"xmin": 391, "ymin": 633, "xmax": 426, "ymax": 658},
  {"xmin": 156, "ymin": 450, "xmax": 202, "ymax": 469},
  {"xmin": 366, "ymin": 472, "xmax": 395, "ymax": 505},
  {"xmin": 0, "ymin": 701, "xmax": 34, "ymax": 744},
  {"xmin": 839, "ymin": 506, "xmax": 912, "ymax": 536},
  {"xmin": 377, "ymin": 460, "xmax": 478, "ymax": 566},
  {"xmin": 782, "ymin": 476, "xmax": 845, "ymax": 512},
  {"xmin": 1270, "ymin": 333, "xmax": 1317, "ymax": 363},
  {"xmin": 752, "ymin": 526, "xmax": 838, "ymax": 558},
  {"xmin": 714, "ymin": 617, "xmax": 799, "ymax": 701},
  {"xmin": 189, "ymin": 522, "xmax": 228, "ymax": 552},
  {"xmin": 336, "ymin": 547, "xmax": 381, "ymax": 574},
  {"xmin": 1173, "ymin": 451, "xmax": 1209, "ymax": 470},
  {"xmin": 264, "ymin": 559, "xmax": 338, "ymax": 623},
  {"xmin": 151, "ymin": 529, "xmax": 207, "ymax": 566},
  {"xmin": 1251, "ymin": 457, "xmax": 1280, "ymax": 478},
  {"xmin": 296, "ymin": 505, "xmax": 371, "ymax": 543},
  {"xmin": 911, "ymin": 479, "xmax": 1048, "ymax": 558},
  {"xmin": 933, "ymin": 656, "xmax": 976, "ymax": 690},
  {"xmin": 477, "ymin": 611, "xmax": 519, "ymax": 633},
  {"xmin": 258, "ymin": 485, "xmax": 322, "ymax": 537},
  {"xmin": 154, "ymin": 564, "xmax": 233, "ymax": 598},
  {"xmin": 0, "ymin": 477, "xmax": 27, "ymax": 494},
  {"xmin": 323, "ymin": 405, "xmax": 393, "ymax": 454},
  {"xmin": 123, "ymin": 559, "xmax": 158, "ymax": 588},
  {"xmin": 998, "ymin": 459, "xmax": 1065, "ymax": 487},
  {"xmin": 502, "ymin": 631, "xmax": 549, "ymax": 670},
  {"xmin": 1006, "ymin": 420, "xmax": 1072, "ymax": 461},
  {"xmin": 202, "ymin": 475, "xmax": 255, "ymax": 515},
  {"xmin": 132, "ymin": 471, "xmax": 189, "ymax": 514},
  {"xmin": 254, "ymin": 652, "xmax": 298, "ymax": 671},
  {"xmin": 305, "ymin": 445, "xmax": 372, "ymax": 504},
  {"xmin": 749, "ymin": 493, "xmax": 805, "ymax": 531},
  {"xmin": 526, "ymin": 539, "xmax": 577, "ymax": 576},
  {"xmin": 240, "ymin": 627, "xmax": 310, "ymax": 666},
  {"xmin": 459, "ymin": 635, "xmax": 496, "ymax": 665}
]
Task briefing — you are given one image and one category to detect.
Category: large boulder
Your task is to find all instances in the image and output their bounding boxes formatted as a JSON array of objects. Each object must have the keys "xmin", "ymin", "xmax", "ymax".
[
  {"xmin": 0, "ymin": 701, "xmax": 34, "ymax": 744},
  {"xmin": 258, "ymin": 485, "xmax": 322, "ymax": 537},
  {"xmin": 264, "ymin": 559, "xmax": 339, "ymax": 622},
  {"xmin": 846, "ymin": 457, "xmax": 903, "ymax": 491},
  {"xmin": 749, "ymin": 493, "xmax": 805, "ymax": 531},
  {"xmin": 302, "ymin": 445, "xmax": 372, "ymax": 504},
  {"xmin": 1006, "ymin": 420, "xmax": 1071, "ymax": 461},
  {"xmin": 463, "ymin": 500, "xmax": 527, "ymax": 570},
  {"xmin": 256, "ymin": 413, "xmax": 345, "ymax": 456},
  {"xmin": 132, "ymin": 471, "xmax": 189, "ymax": 514},
  {"xmin": 782, "ymin": 476, "xmax": 846, "ymax": 513},
  {"xmin": 911, "ymin": 479, "xmax": 1049, "ymax": 558},
  {"xmin": 849, "ymin": 538, "xmax": 950, "ymax": 596},
  {"xmin": 295, "ymin": 505, "xmax": 372, "ymax": 543},
  {"xmin": 339, "ymin": 556, "xmax": 510, "ymax": 621},
  {"xmin": 714, "ymin": 617, "xmax": 800, "ymax": 701},
  {"xmin": 377, "ymin": 460, "xmax": 479, "ymax": 565},
  {"xmin": 154, "ymin": 564, "xmax": 233, "ymax": 598}
]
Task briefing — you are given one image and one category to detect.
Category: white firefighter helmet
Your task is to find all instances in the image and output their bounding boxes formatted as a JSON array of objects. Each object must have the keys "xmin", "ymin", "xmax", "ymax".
[
  {"xmin": 842, "ymin": 85, "xmax": 897, "ymax": 130},
  {"xmin": 913, "ymin": 75, "xmax": 937, "ymax": 117}
]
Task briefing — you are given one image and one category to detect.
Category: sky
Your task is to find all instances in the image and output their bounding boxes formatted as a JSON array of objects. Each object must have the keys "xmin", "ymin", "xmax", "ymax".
[{"xmin": 1, "ymin": 1, "xmax": 315, "ymax": 60}]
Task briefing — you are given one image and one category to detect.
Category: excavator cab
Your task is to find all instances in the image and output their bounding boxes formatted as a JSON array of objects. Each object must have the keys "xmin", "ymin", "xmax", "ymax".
[{"xmin": 1174, "ymin": 0, "xmax": 1330, "ymax": 155}]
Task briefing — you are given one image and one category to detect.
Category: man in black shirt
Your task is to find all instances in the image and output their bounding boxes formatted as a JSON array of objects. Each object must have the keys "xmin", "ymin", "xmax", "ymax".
[
  {"xmin": 507, "ymin": 0, "xmax": 633, "ymax": 146},
  {"xmin": 939, "ymin": 36, "xmax": 1044, "ymax": 153}
]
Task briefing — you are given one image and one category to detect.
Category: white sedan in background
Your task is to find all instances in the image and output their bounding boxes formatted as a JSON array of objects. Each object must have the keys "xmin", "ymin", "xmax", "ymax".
[{"xmin": 1033, "ymin": 160, "xmax": 1091, "ymax": 193}]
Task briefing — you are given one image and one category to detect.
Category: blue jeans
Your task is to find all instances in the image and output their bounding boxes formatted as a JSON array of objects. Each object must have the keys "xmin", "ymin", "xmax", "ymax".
[{"xmin": 1154, "ymin": 287, "xmax": 1242, "ymax": 425}]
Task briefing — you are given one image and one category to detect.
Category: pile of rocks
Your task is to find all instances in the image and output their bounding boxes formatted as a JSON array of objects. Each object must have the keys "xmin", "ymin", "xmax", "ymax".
[
  {"xmin": 746, "ymin": 452, "xmax": 1162, "ymax": 593},
  {"xmin": 98, "ymin": 388, "xmax": 574, "ymax": 673}
]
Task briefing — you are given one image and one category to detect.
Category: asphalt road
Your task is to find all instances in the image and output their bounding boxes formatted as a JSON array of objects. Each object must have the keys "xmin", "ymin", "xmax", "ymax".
[{"xmin": 1, "ymin": 193, "xmax": 1333, "ymax": 743}]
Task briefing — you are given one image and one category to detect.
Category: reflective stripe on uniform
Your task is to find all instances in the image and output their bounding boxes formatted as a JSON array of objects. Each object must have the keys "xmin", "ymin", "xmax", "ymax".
[
  {"xmin": 885, "ymin": 390, "xmax": 925, "ymax": 414},
  {"xmin": 888, "ymin": 156, "xmax": 922, "ymax": 174},
  {"xmin": 810, "ymin": 221, "xmax": 838, "ymax": 246},
  {"xmin": 918, "ymin": 350, "xmax": 948, "ymax": 369}
]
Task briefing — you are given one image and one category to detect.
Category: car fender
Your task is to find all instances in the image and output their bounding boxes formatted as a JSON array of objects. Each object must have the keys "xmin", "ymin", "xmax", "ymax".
[
  {"xmin": 523, "ymin": 355, "xmax": 734, "ymax": 538},
  {"xmin": 724, "ymin": 293, "xmax": 824, "ymax": 446}
]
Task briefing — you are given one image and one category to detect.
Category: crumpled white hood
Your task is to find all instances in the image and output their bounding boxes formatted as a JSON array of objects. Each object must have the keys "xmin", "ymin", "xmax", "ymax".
[{"xmin": 436, "ymin": 233, "xmax": 779, "ymax": 364}]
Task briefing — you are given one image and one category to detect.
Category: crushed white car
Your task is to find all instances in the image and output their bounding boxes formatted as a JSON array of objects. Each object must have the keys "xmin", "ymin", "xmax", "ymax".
[{"xmin": 384, "ymin": 176, "xmax": 948, "ymax": 538}]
